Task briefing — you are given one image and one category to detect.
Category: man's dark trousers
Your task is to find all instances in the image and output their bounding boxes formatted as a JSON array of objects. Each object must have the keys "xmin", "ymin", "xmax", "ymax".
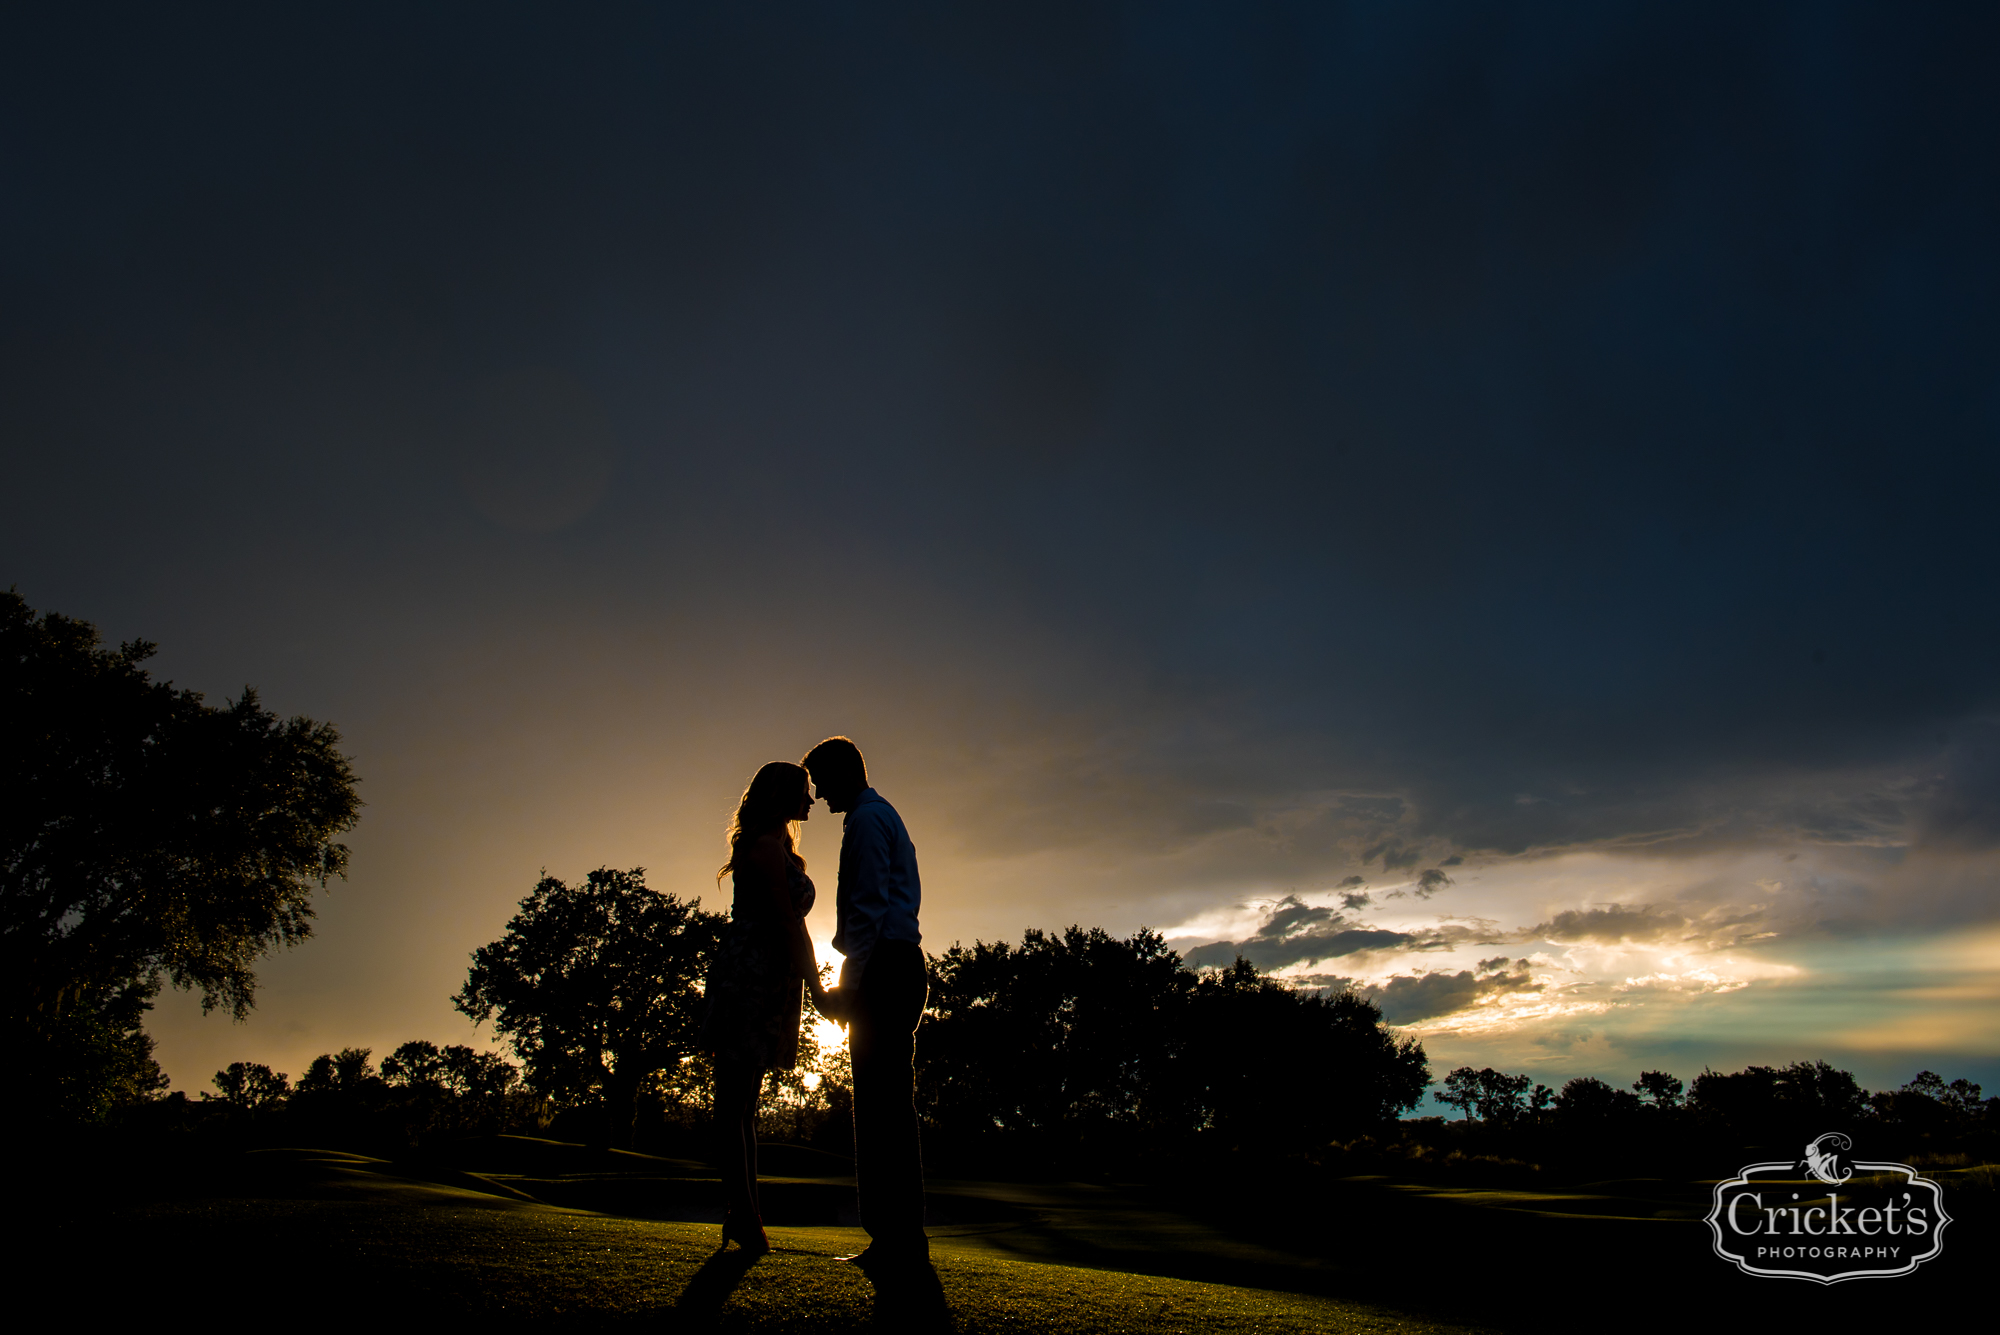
[{"xmin": 850, "ymin": 938, "xmax": 928, "ymax": 1247}]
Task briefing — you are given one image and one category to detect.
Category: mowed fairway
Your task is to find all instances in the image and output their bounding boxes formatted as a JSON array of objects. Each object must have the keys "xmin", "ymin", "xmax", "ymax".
[
  {"xmin": 36, "ymin": 1143, "xmax": 1985, "ymax": 1330},
  {"xmin": 42, "ymin": 1182, "xmax": 1471, "ymax": 1333}
]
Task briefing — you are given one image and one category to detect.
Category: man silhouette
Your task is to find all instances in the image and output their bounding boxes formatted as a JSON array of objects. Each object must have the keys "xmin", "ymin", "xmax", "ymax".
[{"xmin": 803, "ymin": 736, "xmax": 928, "ymax": 1268}]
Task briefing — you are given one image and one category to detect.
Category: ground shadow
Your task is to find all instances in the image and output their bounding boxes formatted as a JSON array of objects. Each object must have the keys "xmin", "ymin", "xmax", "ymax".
[{"xmin": 672, "ymin": 1247, "xmax": 762, "ymax": 1324}]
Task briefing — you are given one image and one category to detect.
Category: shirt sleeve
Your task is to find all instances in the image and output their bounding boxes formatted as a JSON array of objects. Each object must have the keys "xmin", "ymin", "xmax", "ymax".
[{"xmin": 841, "ymin": 806, "xmax": 895, "ymax": 975}]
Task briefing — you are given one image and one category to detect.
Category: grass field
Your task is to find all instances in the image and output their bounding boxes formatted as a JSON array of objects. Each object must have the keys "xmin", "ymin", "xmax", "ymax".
[{"xmin": 32, "ymin": 1139, "xmax": 1985, "ymax": 1330}]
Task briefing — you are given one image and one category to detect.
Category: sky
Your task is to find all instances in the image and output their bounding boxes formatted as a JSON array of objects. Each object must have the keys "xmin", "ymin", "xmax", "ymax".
[{"xmin": 5, "ymin": 3, "xmax": 1999, "ymax": 1103}]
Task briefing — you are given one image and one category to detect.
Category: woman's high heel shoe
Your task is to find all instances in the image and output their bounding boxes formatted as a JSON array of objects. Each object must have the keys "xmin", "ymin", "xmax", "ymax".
[{"xmin": 722, "ymin": 1209, "xmax": 771, "ymax": 1253}]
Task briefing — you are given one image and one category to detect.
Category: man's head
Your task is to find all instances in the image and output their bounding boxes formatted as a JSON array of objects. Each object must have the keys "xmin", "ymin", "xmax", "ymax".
[{"xmin": 803, "ymin": 736, "xmax": 868, "ymax": 813}]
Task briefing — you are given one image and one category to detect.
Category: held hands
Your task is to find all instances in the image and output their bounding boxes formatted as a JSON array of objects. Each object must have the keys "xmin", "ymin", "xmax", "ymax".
[
  {"xmin": 806, "ymin": 962, "xmax": 851, "ymax": 1026},
  {"xmin": 809, "ymin": 981, "xmax": 851, "ymax": 1025},
  {"xmin": 788, "ymin": 918, "xmax": 848, "ymax": 1025}
]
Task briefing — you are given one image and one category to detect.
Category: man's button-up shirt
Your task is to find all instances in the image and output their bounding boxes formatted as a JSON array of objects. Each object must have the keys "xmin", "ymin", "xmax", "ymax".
[{"xmin": 832, "ymin": 787, "xmax": 922, "ymax": 980}]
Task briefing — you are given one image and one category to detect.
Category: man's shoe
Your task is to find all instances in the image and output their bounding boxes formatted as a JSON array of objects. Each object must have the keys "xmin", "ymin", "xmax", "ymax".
[{"xmin": 721, "ymin": 1210, "xmax": 771, "ymax": 1254}]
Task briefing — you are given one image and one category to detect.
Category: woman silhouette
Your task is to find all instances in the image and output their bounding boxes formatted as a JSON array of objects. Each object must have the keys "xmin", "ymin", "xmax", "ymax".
[{"xmin": 698, "ymin": 761, "xmax": 825, "ymax": 1252}]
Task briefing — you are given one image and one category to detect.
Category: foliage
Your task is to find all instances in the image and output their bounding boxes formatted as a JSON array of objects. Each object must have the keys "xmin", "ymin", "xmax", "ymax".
[
  {"xmin": 297, "ymin": 1046, "xmax": 380, "ymax": 1096},
  {"xmin": 1634, "ymin": 1069, "xmax": 1684, "ymax": 1108},
  {"xmin": 1, "ymin": 589, "xmax": 360, "ymax": 1123},
  {"xmin": 1902, "ymin": 1069, "xmax": 1984, "ymax": 1116},
  {"xmin": 454, "ymin": 867, "xmax": 723, "ymax": 1149},
  {"xmin": 1, "ymin": 589, "xmax": 363, "ymax": 1020},
  {"xmin": 1376, "ymin": 1056, "xmax": 2000, "ymax": 1184},
  {"xmin": 921, "ymin": 926, "xmax": 1197, "ymax": 1164},
  {"xmin": 918, "ymin": 927, "xmax": 1429, "ymax": 1171},
  {"xmin": 206, "ymin": 1061, "xmax": 291, "ymax": 1109},
  {"xmin": 1688, "ymin": 1058, "xmax": 1868, "ymax": 1143},
  {"xmin": 1867, "ymin": 1069, "xmax": 1989, "ymax": 1140},
  {"xmin": 382, "ymin": 1039, "xmax": 521, "ymax": 1097},
  {"xmin": 1551, "ymin": 1076, "xmax": 1640, "ymax": 1125},
  {"xmin": 21, "ymin": 974, "xmax": 171, "ymax": 1125},
  {"xmin": 181, "ymin": 1037, "xmax": 540, "ymax": 1148},
  {"xmin": 1187, "ymin": 958, "xmax": 1432, "ymax": 1146},
  {"xmin": 1434, "ymin": 1067, "xmax": 1531, "ymax": 1124}
]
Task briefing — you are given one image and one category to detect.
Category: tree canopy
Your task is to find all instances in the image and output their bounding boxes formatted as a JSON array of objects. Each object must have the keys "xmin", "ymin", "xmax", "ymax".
[
  {"xmin": 454, "ymin": 867, "xmax": 721, "ymax": 1149},
  {"xmin": 917, "ymin": 927, "xmax": 1432, "ymax": 1171},
  {"xmin": 1435, "ymin": 1066, "xmax": 1538, "ymax": 1124},
  {"xmin": 1, "ymin": 589, "xmax": 361, "ymax": 1121}
]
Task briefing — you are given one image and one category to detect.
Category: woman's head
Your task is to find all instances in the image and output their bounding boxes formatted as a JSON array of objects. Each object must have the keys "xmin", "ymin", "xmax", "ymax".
[{"xmin": 719, "ymin": 760, "xmax": 811, "ymax": 878}]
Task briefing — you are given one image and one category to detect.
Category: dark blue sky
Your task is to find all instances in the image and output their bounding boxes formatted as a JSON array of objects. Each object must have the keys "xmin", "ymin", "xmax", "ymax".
[{"xmin": 6, "ymin": 3, "xmax": 1998, "ymax": 1090}]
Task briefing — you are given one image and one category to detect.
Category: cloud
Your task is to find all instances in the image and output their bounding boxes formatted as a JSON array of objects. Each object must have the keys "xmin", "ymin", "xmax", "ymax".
[
  {"xmin": 12, "ymin": 7, "xmax": 1999, "ymax": 901},
  {"xmin": 1915, "ymin": 722, "xmax": 2000, "ymax": 853},
  {"xmin": 1360, "ymin": 965, "xmax": 1545, "ymax": 1026},
  {"xmin": 1525, "ymin": 905, "xmax": 1689, "ymax": 945},
  {"xmin": 1613, "ymin": 970, "xmax": 1747, "ymax": 997},
  {"xmin": 1179, "ymin": 893, "xmax": 1509, "ymax": 971},
  {"xmin": 1413, "ymin": 868, "xmax": 1454, "ymax": 899},
  {"xmin": 1180, "ymin": 895, "xmax": 1416, "ymax": 970}
]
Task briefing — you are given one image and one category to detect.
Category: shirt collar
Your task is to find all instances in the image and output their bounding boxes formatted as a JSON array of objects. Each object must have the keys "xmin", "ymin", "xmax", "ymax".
[{"xmin": 842, "ymin": 787, "xmax": 880, "ymax": 823}]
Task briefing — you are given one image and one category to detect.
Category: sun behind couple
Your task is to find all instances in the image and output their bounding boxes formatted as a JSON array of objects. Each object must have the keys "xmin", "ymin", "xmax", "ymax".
[{"xmin": 696, "ymin": 736, "xmax": 928, "ymax": 1272}]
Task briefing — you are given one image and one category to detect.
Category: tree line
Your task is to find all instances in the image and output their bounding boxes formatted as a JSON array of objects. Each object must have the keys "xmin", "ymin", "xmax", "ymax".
[
  {"xmin": 173, "ymin": 1041, "xmax": 545, "ymax": 1146},
  {"xmin": 1392, "ymin": 1059, "xmax": 1999, "ymax": 1180},
  {"xmin": 154, "ymin": 865, "xmax": 1431, "ymax": 1166},
  {"xmin": 447, "ymin": 875, "xmax": 1436, "ymax": 1167},
  {"xmin": 153, "ymin": 902, "xmax": 1431, "ymax": 1169}
]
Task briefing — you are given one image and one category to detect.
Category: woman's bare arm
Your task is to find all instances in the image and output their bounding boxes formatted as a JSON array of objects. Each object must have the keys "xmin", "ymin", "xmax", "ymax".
[
  {"xmin": 747, "ymin": 836, "xmax": 848, "ymax": 1022},
  {"xmin": 749, "ymin": 833, "xmax": 821, "ymax": 982}
]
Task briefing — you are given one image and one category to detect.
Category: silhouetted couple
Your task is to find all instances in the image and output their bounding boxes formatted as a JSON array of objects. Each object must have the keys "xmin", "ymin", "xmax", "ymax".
[{"xmin": 698, "ymin": 736, "xmax": 929, "ymax": 1274}]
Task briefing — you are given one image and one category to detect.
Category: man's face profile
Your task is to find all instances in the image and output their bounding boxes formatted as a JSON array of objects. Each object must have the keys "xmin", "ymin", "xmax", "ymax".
[{"xmin": 811, "ymin": 772, "xmax": 859, "ymax": 814}]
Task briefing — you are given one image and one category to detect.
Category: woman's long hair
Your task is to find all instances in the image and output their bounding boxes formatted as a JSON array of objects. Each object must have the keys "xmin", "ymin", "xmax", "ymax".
[{"xmin": 718, "ymin": 761, "xmax": 809, "ymax": 881}]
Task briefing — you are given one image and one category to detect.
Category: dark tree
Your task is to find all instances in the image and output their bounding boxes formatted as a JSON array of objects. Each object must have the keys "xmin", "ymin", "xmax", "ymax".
[
  {"xmin": 439, "ymin": 1044, "xmax": 522, "ymax": 1099},
  {"xmin": 296, "ymin": 1046, "xmax": 379, "ymax": 1096},
  {"xmin": 918, "ymin": 930, "xmax": 1428, "ymax": 1170},
  {"xmin": 1186, "ymin": 959, "xmax": 1432, "ymax": 1149},
  {"xmin": 32, "ymin": 974, "xmax": 171, "ymax": 1123},
  {"xmin": 1869, "ymin": 1069, "xmax": 1990, "ymax": 1141},
  {"xmin": 1901, "ymin": 1070, "xmax": 1984, "ymax": 1118},
  {"xmin": 377, "ymin": 1038, "xmax": 529, "ymax": 1141},
  {"xmin": 454, "ymin": 867, "xmax": 722, "ymax": 1149},
  {"xmin": 1553, "ymin": 1075, "xmax": 1642, "ymax": 1127},
  {"xmin": 1690, "ymin": 1059, "xmax": 1868, "ymax": 1146},
  {"xmin": 920, "ymin": 926, "xmax": 1196, "ymax": 1165},
  {"xmin": 205, "ymin": 1061, "xmax": 290, "ymax": 1110},
  {"xmin": 1474, "ymin": 1069, "xmax": 1533, "ymax": 1125},
  {"xmin": 1435, "ymin": 1067, "xmax": 1480, "ymax": 1121},
  {"xmin": 1, "ymin": 590, "xmax": 361, "ymax": 1122},
  {"xmin": 1633, "ymin": 1070, "xmax": 1684, "ymax": 1109},
  {"xmin": 1434, "ymin": 1067, "xmax": 1533, "ymax": 1125},
  {"xmin": 383, "ymin": 1039, "xmax": 522, "ymax": 1098},
  {"xmin": 381, "ymin": 1040, "xmax": 448, "ymax": 1089}
]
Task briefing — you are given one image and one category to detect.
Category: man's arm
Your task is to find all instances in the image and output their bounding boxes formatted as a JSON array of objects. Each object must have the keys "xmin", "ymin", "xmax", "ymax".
[{"xmin": 838, "ymin": 805, "xmax": 896, "ymax": 987}]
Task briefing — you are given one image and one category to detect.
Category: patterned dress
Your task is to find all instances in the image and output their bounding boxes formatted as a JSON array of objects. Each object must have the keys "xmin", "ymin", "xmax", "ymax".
[{"xmin": 699, "ymin": 860, "xmax": 815, "ymax": 1071}]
